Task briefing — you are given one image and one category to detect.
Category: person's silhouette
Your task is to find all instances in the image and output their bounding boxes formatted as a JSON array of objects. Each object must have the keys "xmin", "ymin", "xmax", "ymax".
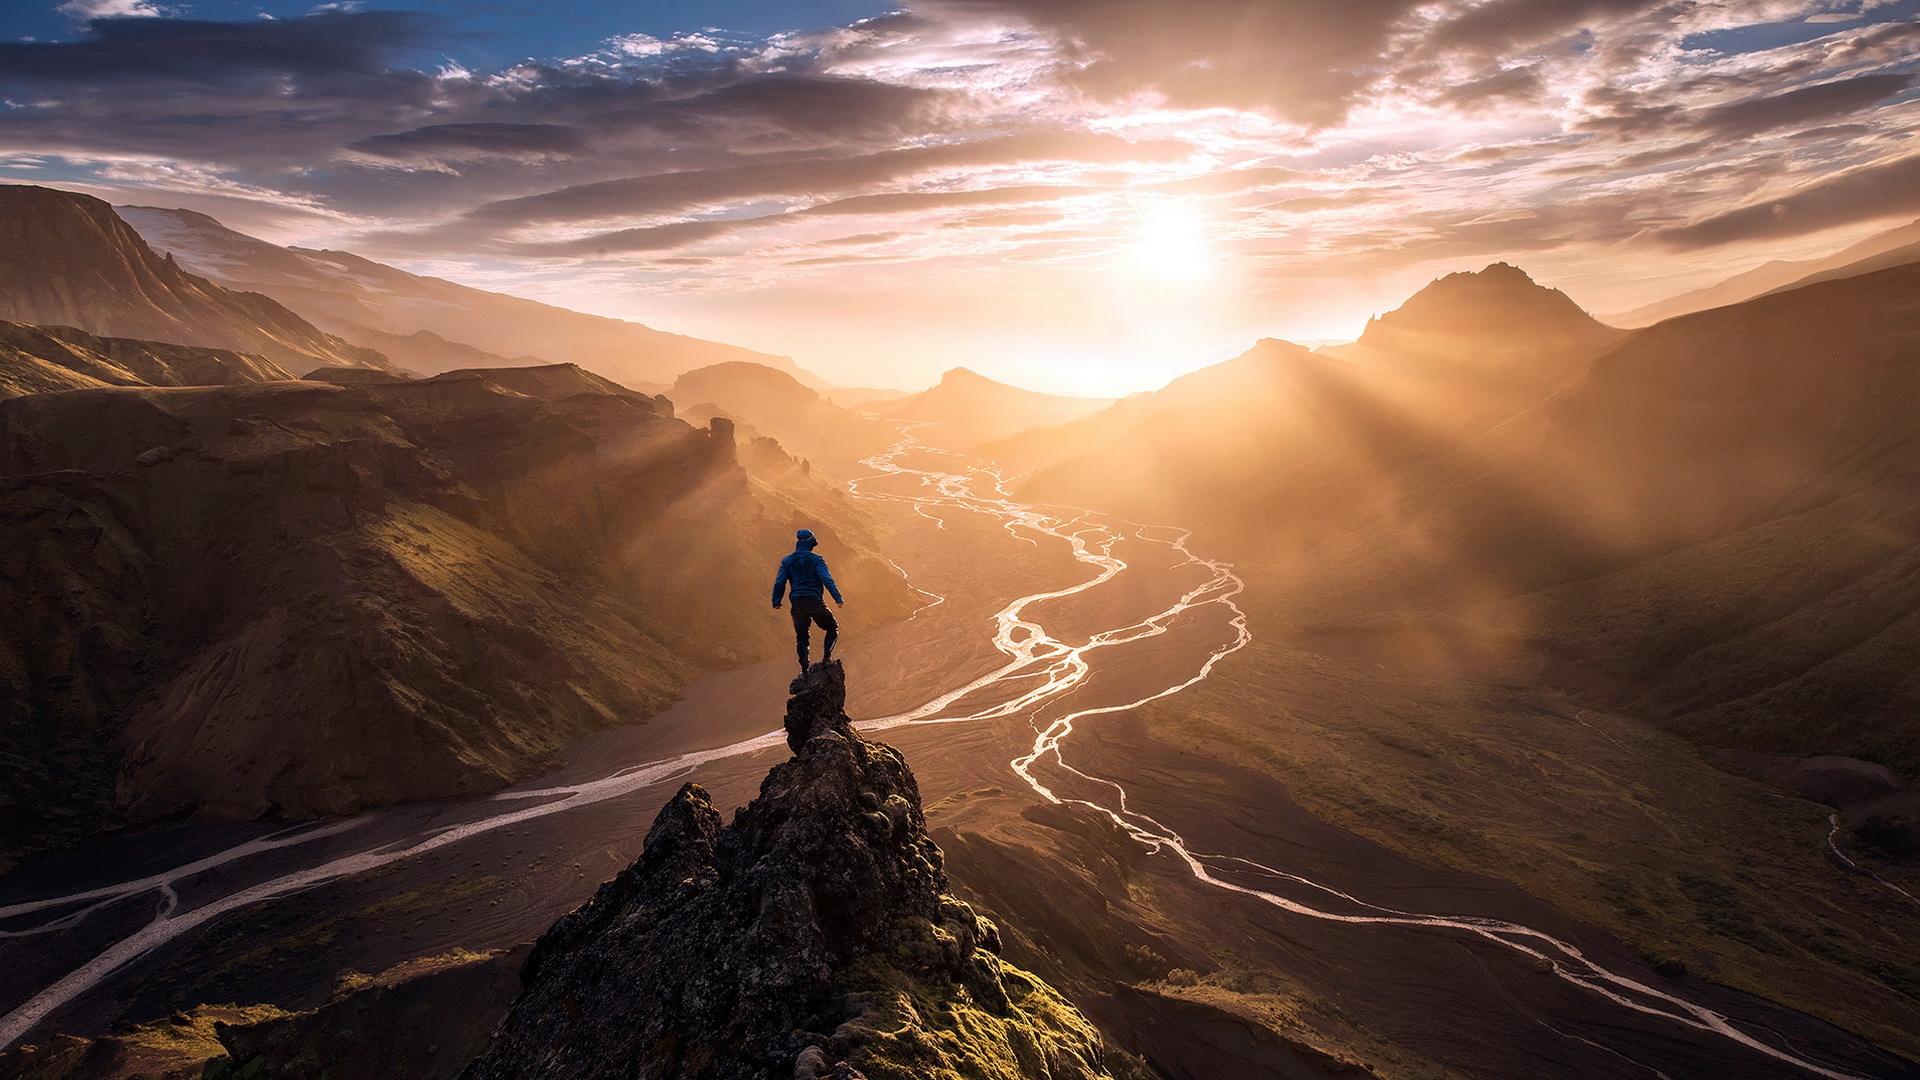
[{"xmin": 772, "ymin": 528, "xmax": 843, "ymax": 674}]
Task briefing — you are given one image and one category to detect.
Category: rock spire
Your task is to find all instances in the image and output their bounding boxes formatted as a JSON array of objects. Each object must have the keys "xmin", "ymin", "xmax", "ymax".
[{"xmin": 462, "ymin": 660, "xmax": 1116, "ymax": 1080}]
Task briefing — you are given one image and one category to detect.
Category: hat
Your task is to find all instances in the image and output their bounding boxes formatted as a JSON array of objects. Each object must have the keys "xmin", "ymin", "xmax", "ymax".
[{"xmin": 796, "ymin": 528, "xmax": 815, "ymax": 542}]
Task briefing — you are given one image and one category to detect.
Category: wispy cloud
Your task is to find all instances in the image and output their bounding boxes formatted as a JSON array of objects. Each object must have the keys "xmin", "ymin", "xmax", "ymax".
[{"xmin": 0, "ymin": 2, "xmax": 1915, "ymax": 388}]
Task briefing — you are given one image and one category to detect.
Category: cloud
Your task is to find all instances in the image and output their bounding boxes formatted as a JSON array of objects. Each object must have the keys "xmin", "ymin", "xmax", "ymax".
[
  {"xmin": 1689, "ymin": 71, "xmax": 1916, "ymax": 139},
  {"xmin": 1659, "ymin": 150, "xmax": 1920, "ymax": 247},
  {"xmin": 57, "ymin": 0, "xmax": 163, "ymax": 18},
  {"xmin": 1426, "ymin": 0, "xmax": 1666, "ymax": 54},
  {"xmin": 523, "ymin": 183, "xmax": 1110, "ymax": 255},
  {"xmin": 463, "ymin": 132, "xmax": 1190, "ymax": 231},
  {"xmin": 0, "ymin": 11, "xmax": 435, "ymax": 84},
  {"xmin": 1431, "ymin": 65, "xmax": 1546, "ymax": 109},
  {"xmin": 349, "ymin": 123, "xmax": 586, "ymax": 164},
  {"xmin": 914, "ymin": 0, "xmax": 1428, "ymax": 125},
  {"xmin": 2, "ymin": 0, "xmax": 1917, "ymax": 383}
]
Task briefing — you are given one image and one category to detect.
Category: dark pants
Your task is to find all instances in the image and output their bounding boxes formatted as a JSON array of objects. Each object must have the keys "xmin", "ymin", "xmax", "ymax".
[{"xmin": 790, "ymin": 596, "xmax": 838, "ymax": 667}]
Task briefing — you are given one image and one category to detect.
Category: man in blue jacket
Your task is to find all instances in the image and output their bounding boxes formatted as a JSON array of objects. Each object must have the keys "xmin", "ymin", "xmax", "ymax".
[{"xmin": 772, "ymin": 528, "xmax": 844, "ymax": 674}]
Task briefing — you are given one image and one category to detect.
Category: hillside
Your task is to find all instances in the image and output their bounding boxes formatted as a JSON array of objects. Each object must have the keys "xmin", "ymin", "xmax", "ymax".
[
  {"xmin": 0, "ymin": 320, "xmax": 294, "ymax": 400},
  {"xmin": 884, "ymin": 367, "xmax": 1110, "ymax": 449},
  {"xmin": 1611, "ymin": 218, "xmax": 1920, "ymax": 326},
  {"xmin": 0, "ymin": 186, "xmax": 387, "ymax": 372},
  {"xmin": 1247, "ymin": 261, "xmax": 1920, "ymax": 785},
  {"xmin": 991, "ymin": 264, "xmax": 1620, "ymax": 548},
  {"xmin": 671, "ymin": 361, "xmax": 896, "ymax": 468},
  {"xmin": 118, "ymin": 205, "xmax": 817, "ymax": 388},
  {"xmin": 0, "ymin": 365, "xmax": 913, "ymax": 870}
]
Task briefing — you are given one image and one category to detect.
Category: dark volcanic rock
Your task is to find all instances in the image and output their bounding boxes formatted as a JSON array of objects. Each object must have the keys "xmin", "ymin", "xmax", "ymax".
[
  {"xmin": 462, "ymin": 661, "xmax": 1115, "ymax": 1080},
  {"xmin": 206, "ymin": 947, "xmax": 531, "ymax": 1080}
]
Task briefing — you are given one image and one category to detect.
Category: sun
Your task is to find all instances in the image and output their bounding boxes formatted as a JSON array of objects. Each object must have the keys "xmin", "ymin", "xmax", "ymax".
[{"xmin": 1128, "ymin": 205, "xmax": 1213, "ymax": 282}]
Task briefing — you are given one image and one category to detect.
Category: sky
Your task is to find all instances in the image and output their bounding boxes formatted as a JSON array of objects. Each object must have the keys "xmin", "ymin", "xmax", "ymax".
[{"xmin": 2, "ymin": 1, "xmax": 1918, "ymax": 394}]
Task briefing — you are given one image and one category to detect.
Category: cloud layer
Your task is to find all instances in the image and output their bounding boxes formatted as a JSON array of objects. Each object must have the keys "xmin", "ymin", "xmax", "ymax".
[{"xmin": 1, "ymin": 1, "xmax": 1916, "ymax": 389}]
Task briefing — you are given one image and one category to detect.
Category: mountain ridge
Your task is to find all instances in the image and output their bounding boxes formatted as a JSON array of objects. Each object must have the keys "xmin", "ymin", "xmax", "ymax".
[
  {"xmin": 0, "ymin": 185, "xmax": 389, "ymax": 373},
  {"xmin": 883, "ymin": 367, "xmax": 1111, "ymax": 449},
  {"xmin": 0, "ymin": 362, "xmax": 913, "ymax": 868},
  {"xmin": 117, "ymin": 204, "xmax": 821, "ymax": 390}
]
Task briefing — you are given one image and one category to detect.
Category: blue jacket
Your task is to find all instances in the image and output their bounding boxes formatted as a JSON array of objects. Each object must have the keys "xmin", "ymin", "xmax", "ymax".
[{"xmin": 773, "ymin": 542, "xmax": 842, "ymax": 604}]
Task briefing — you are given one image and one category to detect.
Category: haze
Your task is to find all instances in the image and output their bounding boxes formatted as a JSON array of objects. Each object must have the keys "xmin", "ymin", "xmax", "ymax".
[{"xmin": 3, "ymin": 0, "xmax": 1917, "ymax": 393}]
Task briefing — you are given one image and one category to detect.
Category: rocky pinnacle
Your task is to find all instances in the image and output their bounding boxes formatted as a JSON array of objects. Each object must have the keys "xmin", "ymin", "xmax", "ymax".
[{"xmin": 460, "ymin": 660, "xmax": 1115, "ymax": 1080}]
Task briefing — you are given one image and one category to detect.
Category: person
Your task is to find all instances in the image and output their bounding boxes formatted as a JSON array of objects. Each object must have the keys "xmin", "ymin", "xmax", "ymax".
[{"xmin": 772, "ymin": 528, "xmax": 843, "ymax": 674}]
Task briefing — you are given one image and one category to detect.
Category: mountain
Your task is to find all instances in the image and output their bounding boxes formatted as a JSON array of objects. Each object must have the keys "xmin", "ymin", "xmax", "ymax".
[
  {"xmin": 0, "ymin": 186, "xmax": 388, "ymax": 372},
  {"xmin": 1610, "ymin": 218, "xmax": 1920, "ymax": 326},
  {"xmin": 882, "ymin": 368, "xmax": 1111, "ymax": 449},
  {"xmin": 0, "ymin": 319, "xmax": 294, "ymax": 400},
  {"xmin": 0, "ymin": 364, "xmax": 914, "ymax": 870},
  {"xmin": 1244, "ymin": 260, "xmax": 1920, "ymax": 787},
  {"xmin": 1344, "ymin": 263, "xmax": 1624, "ymax": 381},
  {"xmin": 463, "ymin": 662, "xmax": 1127, "ymax": 1080},
  {"xmin": 117, "ymin": 205, "xmax": 819, "ymax": 389},
  {"xmin": 1767, "ymin": 231, "xmax": 1920, "ymax": 295},
  {"xmin": 824, "ymin": 385, "xmax": 912, "ymax": 411},
  {"xmin": 671, "ymin": 361, "xmax": 897, "ymax": 469},
  {"xmin": 987, "ymin": 264, "xmax": 1621, "ymax": 547}
]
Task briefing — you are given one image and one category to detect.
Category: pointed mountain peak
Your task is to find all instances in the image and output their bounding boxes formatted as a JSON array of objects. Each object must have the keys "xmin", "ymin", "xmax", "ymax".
[
  {"xmin": 1357, "ymin": 261, "xmax": 1613, "ymax": 357},
  {"xmin": 938, "ymin": 365, "xmax": 995, "ymax": 386}
]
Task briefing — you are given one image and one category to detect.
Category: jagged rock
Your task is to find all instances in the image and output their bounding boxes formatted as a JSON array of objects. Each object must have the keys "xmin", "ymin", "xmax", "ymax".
[{"xmin": 462, "ymin": 661, "xmax": 1116, "ymax": 1080}]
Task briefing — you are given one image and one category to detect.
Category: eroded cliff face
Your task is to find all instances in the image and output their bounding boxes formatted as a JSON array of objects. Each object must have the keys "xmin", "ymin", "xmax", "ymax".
[
  {"xmin": 0, "ymin": 186, "xmax": 388, "ymax": 372},
  {"xmin": 463, "ymin": 662, "xmax": 1118, "ymax": 1080},
  {"xmin": 0, "ymin": 369, "xmax": 913, "ymax": 867}
]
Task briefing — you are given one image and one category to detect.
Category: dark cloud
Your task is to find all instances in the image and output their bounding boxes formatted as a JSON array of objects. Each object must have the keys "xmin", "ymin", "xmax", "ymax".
[
  {"xmin": 917, "ymin": 0, "xmax": 1426, "ymax": 125},
  {"xmin": 1427, "ymin": 0, "xmax": 1662, "ymax": 53},
  {"xmin": 1573, "ymin": 71, "xmax": 1915, "ymax": 146},
  {"xmin": 351, "ymin": 123, "xmax": 587, "ymax": 163},
  {"xmin": 0, "ymin": 11, "xmax": 436, "ymax": 85},
  {"xmin": 525, "ymin": 183, "xmax": 1109, "ymax": 255},
  {"xmin": 527, "ymin": 218, "xmax": 743, "ymax": 256},
  {"xmin": 467, "ymin": 133, "xmax": 1189, "ymax": 229},
  {"xmin": 646, "ymin": 73, "xmax": 952, "ymax": 139},
  {"xmin": 801, "ymin": 184, "xmax": 1102, "ymax": 217},
  {"xmin": 1659, "ymin": 151, "xmax": 1920, "ymax": 248},
  {"xmin": 1432, "ymin": 65, "xmax": 1545, "ymax": 109},
  {"xmin": 1692, "ymin": 72, "xmax": 1916, "ymax": 140}
]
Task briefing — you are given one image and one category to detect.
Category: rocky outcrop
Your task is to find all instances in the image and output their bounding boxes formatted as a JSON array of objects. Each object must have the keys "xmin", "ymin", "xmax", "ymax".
[
  {"xmin": 462, "ymin": 661, "xmax": 1117, "ymax": 1080},
  {"xmin": 0, "ymin": 186, "xmax": 387, "ymax": 372}
]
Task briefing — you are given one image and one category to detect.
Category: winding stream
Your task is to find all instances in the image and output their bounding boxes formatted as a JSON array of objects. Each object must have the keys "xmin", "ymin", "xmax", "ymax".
[{"xmin": 0, "ymin": 438, "xmax": 1887, "ymax": 1077}]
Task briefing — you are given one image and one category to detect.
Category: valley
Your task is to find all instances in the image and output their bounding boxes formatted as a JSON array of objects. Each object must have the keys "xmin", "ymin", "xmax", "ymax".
[{"xmin": 4, "ymin": 437, "xmax": 1915, "ymax": 1079}]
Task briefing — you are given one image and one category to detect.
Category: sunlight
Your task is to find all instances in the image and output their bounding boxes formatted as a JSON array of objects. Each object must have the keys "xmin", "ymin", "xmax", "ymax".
[{"xmin": 1129, "ymin": 204, "xmax": 1213, "ymax": 282}]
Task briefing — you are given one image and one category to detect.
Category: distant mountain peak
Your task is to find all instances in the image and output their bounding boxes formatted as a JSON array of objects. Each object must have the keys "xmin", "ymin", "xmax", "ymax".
[{"xmin": 1355, "ymin": 261, "xmax": 1615, "ymax": 362}]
